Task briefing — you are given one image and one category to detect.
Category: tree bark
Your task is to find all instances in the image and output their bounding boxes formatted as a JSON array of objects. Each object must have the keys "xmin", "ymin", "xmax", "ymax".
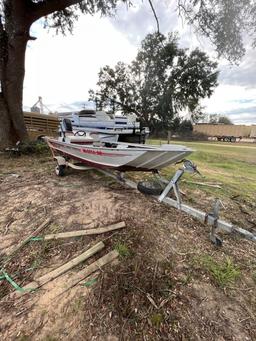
[
  {"xmin": 0, "ymin": 95, "xmax": 11, "ymax": 147},
  {"xmin": 4, "ymin": 33, "xmax": 29, "ymax": 143},
  {"xmin": 0, "ymin": 1, "xmax": 30, "ymax": 148}
]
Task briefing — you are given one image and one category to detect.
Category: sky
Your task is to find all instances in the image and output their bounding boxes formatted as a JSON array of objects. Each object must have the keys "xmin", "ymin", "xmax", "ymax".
[{"xmin": 24, "ymin": 0, "xmax": 256, "ymax": 125}]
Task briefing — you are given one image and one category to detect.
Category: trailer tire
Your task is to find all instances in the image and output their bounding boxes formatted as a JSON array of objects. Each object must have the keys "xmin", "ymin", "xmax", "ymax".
[
  {"xmin": 55, "ymin": 164, "xmax": 65, "ymax": 177},
  {"xmin": 137, "ymin": 181, "xmax": 163, "ymax": 196},
  {"xmin": 230, "ymin": 136, "xmax": 236, "ymax": 142}
]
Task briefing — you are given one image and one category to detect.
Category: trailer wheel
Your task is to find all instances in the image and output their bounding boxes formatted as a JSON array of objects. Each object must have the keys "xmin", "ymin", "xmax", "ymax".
[
  {"xmin": 137, "ymin": 181, "xmax": 163, "ymax": 196},
  {"xmin": 230, "ymin": 136, "xmax": 236, "ymax": 142},
  {"xmin": 55, "ymin": 164, "xmax": 65, "ymax": 177}
]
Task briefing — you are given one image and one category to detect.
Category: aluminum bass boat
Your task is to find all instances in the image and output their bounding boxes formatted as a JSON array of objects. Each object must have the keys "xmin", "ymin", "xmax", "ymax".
[{"xmin": 46, "ymin": 136, "xmax": 192, "ymax": 172}]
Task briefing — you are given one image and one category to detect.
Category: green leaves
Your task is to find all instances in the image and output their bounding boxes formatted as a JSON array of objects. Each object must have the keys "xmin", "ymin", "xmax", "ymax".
[{"xmin": 41, "ymin": 0, "xmax": 130, "ymax": 34}]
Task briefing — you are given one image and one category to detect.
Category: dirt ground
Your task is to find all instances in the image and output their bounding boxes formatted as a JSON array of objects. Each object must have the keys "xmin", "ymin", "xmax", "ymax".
[{"xmin": 0, "ymin": 153, "xmax": 256, "ymax": 341}]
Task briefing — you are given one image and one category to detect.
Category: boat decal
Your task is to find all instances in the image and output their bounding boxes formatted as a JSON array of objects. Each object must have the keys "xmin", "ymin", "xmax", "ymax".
[
  {"xmin": 79, "ymin": 148, "xmax": 129, "ymax": 157},
  {"xmin": 47, "ymin": 140, "xmax": 129, "ymax": 157}
]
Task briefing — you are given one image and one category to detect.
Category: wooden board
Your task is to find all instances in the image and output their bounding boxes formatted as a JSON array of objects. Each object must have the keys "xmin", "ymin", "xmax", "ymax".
[
  {"xmin": 44, "ymin": 221, "xmax": 126, "ymax": 240},
  {"xmin": 54, "ymin": 250, "xmax": 119, "ymax": 297},
  {"xmin": 14, "ymin": 241, "xmax": 105, "ymax": 296}
]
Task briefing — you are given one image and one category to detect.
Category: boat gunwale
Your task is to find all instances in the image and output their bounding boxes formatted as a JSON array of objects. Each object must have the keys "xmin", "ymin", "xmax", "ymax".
[{"xmin": 46, "ymin": 137, "xmax": 193, "ymax": 153}]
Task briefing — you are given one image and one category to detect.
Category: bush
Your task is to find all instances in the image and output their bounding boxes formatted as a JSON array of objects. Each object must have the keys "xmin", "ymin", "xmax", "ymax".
[{"xmin": 17, "ymin": 140, "xmax": 49, "ymax": 155}]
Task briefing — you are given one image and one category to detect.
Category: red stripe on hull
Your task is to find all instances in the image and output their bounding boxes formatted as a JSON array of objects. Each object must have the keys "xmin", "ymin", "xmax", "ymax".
[{"xmin": 55, "ymin": 149, "xmax": 154, "ymax": 172}]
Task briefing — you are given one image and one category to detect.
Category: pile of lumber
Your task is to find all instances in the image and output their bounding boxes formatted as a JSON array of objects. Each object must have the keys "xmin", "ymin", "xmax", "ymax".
[{"xmin": 1, "ymin": 219, "xmax": 126, "ymax": 299}]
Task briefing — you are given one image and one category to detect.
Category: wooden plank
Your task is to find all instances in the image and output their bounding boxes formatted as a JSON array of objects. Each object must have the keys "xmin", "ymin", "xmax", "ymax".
[
  {"xmin": 4, "ymin": 218, "xmax": 52, "ymax": 260},
  {"xmin": 15, "ymin": 241, "xmax": 105, "ymax": 295},
  {"xmin": 55, "ymin": 250, "xmax": 119, "ymax": 297},
  {"xmin": 44, "ymin": 222, "xmax": 126, "ymax": 241}
]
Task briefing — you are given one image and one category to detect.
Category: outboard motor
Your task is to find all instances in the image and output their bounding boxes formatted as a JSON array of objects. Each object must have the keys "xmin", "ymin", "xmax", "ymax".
[
  {"xmin": 60, "ymin": 118, "xmax": 73, "ymax": 141},
  {"xmin": 63, "ymin": 118, "xmax": 73, "ymax": 132}
]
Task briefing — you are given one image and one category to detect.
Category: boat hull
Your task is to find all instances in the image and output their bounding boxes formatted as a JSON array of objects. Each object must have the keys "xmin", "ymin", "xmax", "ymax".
[{"xmin": 46, "ymin": 138, "xmax": 192, "ymax": 172}]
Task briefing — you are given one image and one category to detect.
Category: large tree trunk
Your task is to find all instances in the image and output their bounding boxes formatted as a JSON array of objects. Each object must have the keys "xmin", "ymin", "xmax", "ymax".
[
  {"xmin": 0, "ymin": 38, "xmax": 29, "ymax": 148},
  {"xmin": 0, "ymin": 1, "xmax": 30, "ymax": 149},
  {"xmin": 0, "ymin": 95, "xmax": 11, "ymax": 147}
]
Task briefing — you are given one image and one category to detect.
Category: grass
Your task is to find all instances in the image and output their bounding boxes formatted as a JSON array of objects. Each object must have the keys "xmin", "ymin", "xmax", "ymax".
[
  {"xmin": 115, "ymin": 242, "xmax": 130, "ymax": 258},
  {"xmin": 72, "ymin": 297, "xmax": 84, "ymax": 312},
  {"xmin": 147, "ymin": 139, "xmax": 256, "ymax": 201},
  {"xmin": 150, "ymin": 313, "xmax": 163, "ymax": 328},
  {"xmin": 197, "ymin": 255, "xmax": 240, "ymax": 288}
]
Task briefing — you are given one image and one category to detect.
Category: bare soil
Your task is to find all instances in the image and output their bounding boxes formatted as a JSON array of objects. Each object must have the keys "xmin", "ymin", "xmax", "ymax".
[{"xmin": 0, "ymin": 153, "xmax": 255, "ymax": 341}]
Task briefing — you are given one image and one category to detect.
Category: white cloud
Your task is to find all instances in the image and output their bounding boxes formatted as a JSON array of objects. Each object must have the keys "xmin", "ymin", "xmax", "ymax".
[
  {"xmin": 203, "ymin": 85, "xmax": 256, "ymax": 112},
  {"xmin": 202, "ymin": 85, "xmax": 256, "ymax": 124}
]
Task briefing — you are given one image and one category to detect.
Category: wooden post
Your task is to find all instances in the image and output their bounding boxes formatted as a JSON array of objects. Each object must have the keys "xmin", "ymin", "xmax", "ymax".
[{"xmin": 167, "ymin": 130, "xmax": 171, "ymax": 144}]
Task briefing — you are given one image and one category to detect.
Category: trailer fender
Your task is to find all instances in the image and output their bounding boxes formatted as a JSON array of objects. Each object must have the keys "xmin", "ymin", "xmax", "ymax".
[{"xmin": 54, "ymin": 156, "xmax": 66, "ymax": 166}]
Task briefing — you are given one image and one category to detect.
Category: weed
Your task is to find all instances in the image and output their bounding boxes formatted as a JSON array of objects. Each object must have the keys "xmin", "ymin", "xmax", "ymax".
[
  {"xmin": 72, "ymin": 297, "xmax": 84, "ymax": 312},
  {"xmin": 150, "ymin": 313, "xmax": 163, "ymax": 328},
  {"xmin": 197, "ymin": 255, "xmax": 240, "ymax": 287},
  {"xmin": 179, "ymin": 274, "xmax": 192, "ymax": 285},
  {"xmin": 115, "ymin": 243, "xmax": 130, "ymax": 258}
]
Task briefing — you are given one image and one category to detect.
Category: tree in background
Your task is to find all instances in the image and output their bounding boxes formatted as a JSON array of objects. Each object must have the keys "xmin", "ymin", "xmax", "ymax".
[
  {"xmin": 90, "ymin": 32, "xmax": 218, "ymax": 133},
  {"xmin": 190, "ymin": 105, "xmax": 206, "ymax": 124},
  {"xmin": 208, "ymin": 114, "xmax": 219, "ymax": 124},
  {"xmin": 88, "ymin": 62, "xmax": 136, "ymax": 115},
  {"xmin": 218, "ymin": 116, "xmax": 233, "ymax": 125},
  {"xmin": 209, "ymin": 114, "xmax": 233, "ymax": 124},
  {"xmin": 178, "ymin": 119, "xmax": 193, "ymax": 134}
]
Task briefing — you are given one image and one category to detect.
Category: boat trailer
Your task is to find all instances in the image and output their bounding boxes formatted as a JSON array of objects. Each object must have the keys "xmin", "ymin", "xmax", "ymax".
[{"xmin": 54, "ymin": 156, "xmax": 256, "ymax": 246}]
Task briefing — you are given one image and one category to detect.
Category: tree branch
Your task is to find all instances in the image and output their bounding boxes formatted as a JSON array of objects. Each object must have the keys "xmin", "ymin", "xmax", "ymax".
[
  {"xmin": 147, "ymin": 0, "xmax": 160, "ymax": 33},
  {"xmin": 96, "ymin": 92, "xmax": 141, "ymax": 116},
  {"xmin": 31, "ymin": 0, "xmax": 84, "ymax": 22}
]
